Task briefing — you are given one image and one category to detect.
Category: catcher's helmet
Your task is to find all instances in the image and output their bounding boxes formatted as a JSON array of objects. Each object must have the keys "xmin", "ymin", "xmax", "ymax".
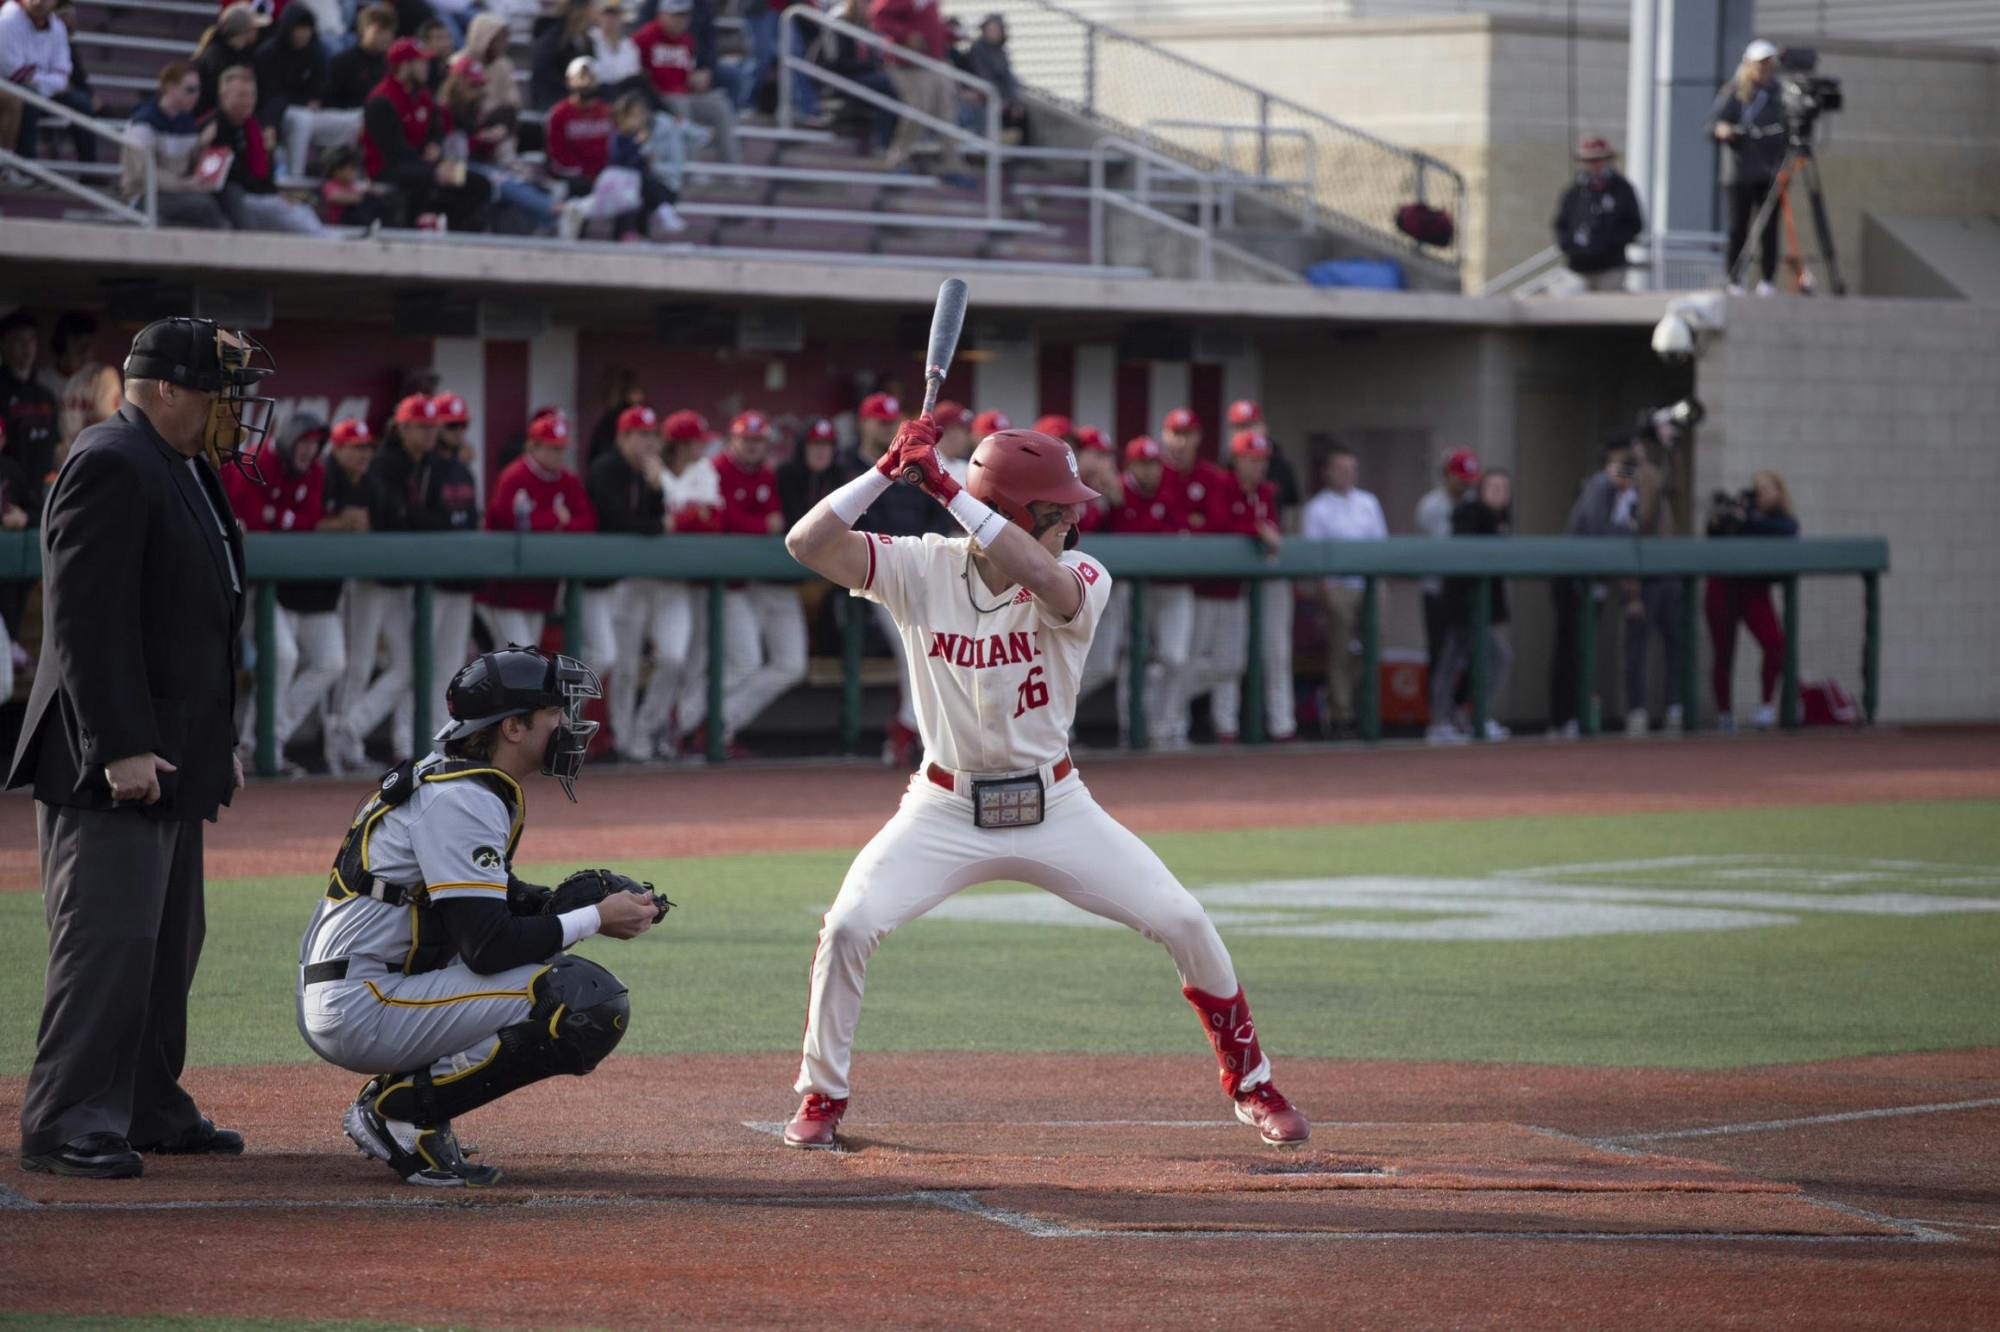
[
  {"xmin": 967, "ymin": 428, "xmax": 1099, "ymax": 535},
  {"xmin": 438, "ymin": 646, "xmax": 601, "ymax": 801}
]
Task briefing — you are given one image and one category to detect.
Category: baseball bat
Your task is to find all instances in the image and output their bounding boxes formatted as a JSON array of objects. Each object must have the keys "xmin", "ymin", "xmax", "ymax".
[{"xmin": 902, "ymin": 277, "xmax": 968, "ymax": 486}]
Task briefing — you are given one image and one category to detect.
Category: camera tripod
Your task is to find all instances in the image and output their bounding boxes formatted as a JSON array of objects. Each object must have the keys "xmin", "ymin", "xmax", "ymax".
[{"xmin": 1735, "ymin": 137, "xmax": 1847, "ymax": 295}]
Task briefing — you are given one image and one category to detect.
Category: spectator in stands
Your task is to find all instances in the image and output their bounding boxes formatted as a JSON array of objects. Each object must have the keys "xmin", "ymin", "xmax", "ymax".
[
  {"xmin": 122, "ymin": 62, "xmax": 231, "ymax": 230},
  {"xmin": 224, "ymin": 413, "xmax": 348, "ymax": 773},
  {"xmin": 316, "ymin": 142, "xmax": 392, "ymax": 225},
  {"xmin": 257, "ymin": 6, "xmax": 355, "ymax": 178},
  {"xmin": 0, "ymin": 309, "xmax": 58, "ymax": 509},
  {"xmin": 201, "ymin": 67, "xmax": 331, "ymax": 232},
  {"xmin": 192, "ymin": 1, "xmax": 268, "ymax": 117},
  {"xmin": 1553, "ymin": 136, "xmax": 1642, "ymax": 292},
  {"xmin": 462, "ymin": 14, "xmax": 521, "ymax": 124},
  {"xmin": 1416, "ymin": 447, "xmax": 1479, "ymax": 701},
  {"xmin": 682, "ymin": 410, "xmax": 804, "ymax": 757},
  {"xmin": 588, "ymin": 2, "xmax": 649, "ymax": 102},
  {"xmin": 443, "ymin": 54, "xmax": 558, "ymax": 234},
  {"xmin": 1704, "ymin": 470, "xmax": 1798, "ymax": 731},
  {"xmin": 325, "ymin": 2, "xmax": 395, "ymax": 110},
  {"xmin": 853, "ymin": 391, "xmax": 945, "ymax": 767},
  {"xmin": 362, "ymin": 36, "xmax": 492, "ymax": 229},
  {"xmin": 748, "ymin": 0, "xmax": 822, "ymax": 124},
  {"xmin": 1429, "ymin": 468, "xmax": 1513, "ymax": 745},
  {"xmin": 777, "ymin": 415, "xmax": 851, "ymax": 527},
  {"xmin": 607, "ymin": 90, "xmax": 687, "ymax": 238},
  {"xmin": 531, "ymin": 0, "xmax": 597, "ymax": 109},
  {"xmin": 546, "ymin": 54, "xmax": 614, "ymax": 192},
  {"xmin": 962, "ymin": 12, "xmax": 1026, "ymax": 144},
  {"xmin": 38, "ymin": 312, "xmax": 119, "ymax": 453},
  {"xmin": 1708, "ymin": 38, "xmax": 1786, "ymax": 295},
  {"xmin": 633, "ymin": 0, "xmax": 740, "ymax": 165},
  {"xmin": 478, "ymin": 407, "xmax": 597, "ymax": 649},
  {"xmin": 1200, "ymin": 430, "xmax": 1283, "ymax": 744},
  {"xmin": 0, "ymin": 0, "xmax": 94, "ymax": 162},
  {"xmin": 1301, "ymin": 443, "xmax": 1386, "ymax": 738},
  {"xmin": 1548, "ymin": 437, "xmax": 1634, "ymax": 737},
  {"xmin": 868, "ymin": 0, "xmax": 971, "ymax": 187},
  {"xmin": 825, "ymin": 0, "xmax": 899, "ymax": 153},
  {"xmin": 424, "ymin": 0, "xmax": 473, "ymax": 47},
  {"xmin": 414, "ymin": 17, "xmax": 451, "ymax": 89}
]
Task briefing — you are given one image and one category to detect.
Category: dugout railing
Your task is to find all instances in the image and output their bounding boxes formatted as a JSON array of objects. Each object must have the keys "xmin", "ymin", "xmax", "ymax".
[{"xmin": 0, "ymin": 533, "xmax": 1890, "ymax": 774}]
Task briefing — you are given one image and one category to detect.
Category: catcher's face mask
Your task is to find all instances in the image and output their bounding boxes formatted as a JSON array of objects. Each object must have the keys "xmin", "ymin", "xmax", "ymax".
[{"xmin": 541, "ymin": 654, "xmax": 602, "ymax": 803}]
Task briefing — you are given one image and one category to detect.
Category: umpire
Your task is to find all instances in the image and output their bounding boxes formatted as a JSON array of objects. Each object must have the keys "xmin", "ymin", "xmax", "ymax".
[{"xmin": 7, "ymin": 317, "xmax": 273, "ymax": 1179}]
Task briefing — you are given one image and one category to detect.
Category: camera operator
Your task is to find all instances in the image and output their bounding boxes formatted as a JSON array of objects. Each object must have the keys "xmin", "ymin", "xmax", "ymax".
[
  {"xmin": 1707, "ymin": 39, "xmax": 1786, "ymax": 295},
  {"xmin": 1703, "ymin": 471, "xmax": 1798, "ymax": 731}
]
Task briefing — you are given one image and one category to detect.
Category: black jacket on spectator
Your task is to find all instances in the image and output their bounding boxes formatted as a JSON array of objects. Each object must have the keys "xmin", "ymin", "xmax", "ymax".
[
  {"xmin": 585, "ymin": 451, "xmax": 666, "ymax": 535},
  {"xmin": 363, "ymin": 77, "xmax": 493, "ymax": 230},
  {"xmin": 326, "ymin": 44, "xmax": 387, "ymax": 109},
  {"xmin": 363, "ymin": 436, "xmax": 479, "ymax": 589},
  {"xmin": 776, "ymin": 451, "xmax": 859, "ymax": 529},
  {"xmin": 1442, "ymin": 495, "xmax": 1510, "ymax": 627},
  {"xmin": 1707, "ymin": 81, "xmax": 1788, "ymax": 186},
  {"xmin": 0, "ymin": 363, "xmax": 59, "ymax": 509},
  {"xmin": 6, "ymin": 404, "xmax": 245, "ymax": 822},
  {"xmin": 193, "ymin": 39, "xmax": 255, "ymax": 118},
  {"xmin": 964, "ymin": 38, "xmax": 1018, "ymax": 103},
  {"xmin": 1553, "ymin": 169, "xmax": 1643, "ymax": 274},
  {"xmin": 253, "ymin": 7, "xmax": 329, "ymax": 126},
  {"xmin": 529, "ymin": 26, "xmax": 592, "ymax": 109}
]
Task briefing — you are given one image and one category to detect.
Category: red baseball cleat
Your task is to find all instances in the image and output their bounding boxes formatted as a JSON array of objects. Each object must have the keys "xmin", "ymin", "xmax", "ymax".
[
  {"xmin": 1235, "ymin": 1083, "xmax": 1310, "ymax": 1146},
  {"xmin": 783, "ymin": 1094, "xmax": 848, "ymax": 1149}
]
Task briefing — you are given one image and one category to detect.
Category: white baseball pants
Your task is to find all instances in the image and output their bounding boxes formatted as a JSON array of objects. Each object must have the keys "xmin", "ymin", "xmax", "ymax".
[
  {"xmin": 478, "ymin": 605, "xmax": 545, "ymax": 654},
  {"xmin": 1188, "ymin": 594, "xmax": 1250, "ymax": 736},
  {"xmin": 1145, "ymin": 583, "xmax": 1196, "ymax": 746},
  {"xmin": 610, "ymin": 579, "xmax": 696, "ymax": 757},
  {"xmin": 396, "ymin": 591, "xmax": 475, "ymax": 752},
  {"xmin": 720, "ymin": 583, "xmax": 807, "ymax": 741},
  {"xmin": 1212, "ymin": 580, "xmax": 1298, "ymax": 740},
  {"xmin": 335, "ymin": 582, "xmax": 414, "ymax": 760},
  {"xmin": 795, "ymin": 770, "xmax": 1241, "ymax": 1099}
]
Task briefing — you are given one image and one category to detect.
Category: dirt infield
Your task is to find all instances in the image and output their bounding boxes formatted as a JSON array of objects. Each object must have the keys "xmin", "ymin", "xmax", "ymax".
[
  {"xmin": 3, "ymin": 1050, "xmax": 1997, "ymax": 1328},
  {"xmin": 4, "ymin": 727, "xmax": 1996, "ymax": 890}
]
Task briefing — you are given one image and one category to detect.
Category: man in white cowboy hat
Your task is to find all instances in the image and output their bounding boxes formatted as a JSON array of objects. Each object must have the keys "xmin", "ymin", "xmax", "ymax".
[{"xmin": 1552, "ymin": 135, "xmax": 1644, "ymax": 292}]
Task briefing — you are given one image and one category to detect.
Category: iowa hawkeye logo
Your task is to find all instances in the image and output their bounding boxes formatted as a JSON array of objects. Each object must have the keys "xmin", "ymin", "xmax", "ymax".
[{"xmin": 927, "ymin": 630, "xmax": 1046, "ymax": 671}]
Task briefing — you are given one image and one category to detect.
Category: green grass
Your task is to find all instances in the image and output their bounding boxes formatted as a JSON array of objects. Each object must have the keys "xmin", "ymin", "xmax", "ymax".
[{"xmin": 2, "ymin": 801, "xmax": 1996, "ymax": 1074}]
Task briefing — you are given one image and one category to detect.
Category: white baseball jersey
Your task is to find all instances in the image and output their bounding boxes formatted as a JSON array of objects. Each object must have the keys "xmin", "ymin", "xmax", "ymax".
[{"xmin": 855, "ymin": 533, "xmax": 1112, "ymax": 774}]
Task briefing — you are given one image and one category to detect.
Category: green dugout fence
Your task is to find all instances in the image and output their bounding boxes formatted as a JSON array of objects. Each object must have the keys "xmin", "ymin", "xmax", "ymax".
[{"xmin": 0, "ymin": 533, "xmax": 1890, "ymax": 775}]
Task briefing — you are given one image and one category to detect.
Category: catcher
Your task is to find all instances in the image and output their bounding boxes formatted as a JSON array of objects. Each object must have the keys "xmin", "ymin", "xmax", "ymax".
[{"xmin": 295, "ymin": 645, "xmax": 671, "ymax": 1187}]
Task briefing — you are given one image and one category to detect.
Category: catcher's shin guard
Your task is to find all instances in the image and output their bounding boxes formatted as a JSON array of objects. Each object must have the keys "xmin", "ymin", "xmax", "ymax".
[
  {"xmin": 1182, "ymin": 985, "xmax": 1272, "ymax": 1099},
  {"xmin": 374, "ymin": 956, "xmax": 632, "ymax": 1125}
]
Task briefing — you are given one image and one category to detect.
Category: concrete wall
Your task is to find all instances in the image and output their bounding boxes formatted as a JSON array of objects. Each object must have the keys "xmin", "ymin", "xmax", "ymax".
[
  {"xmin": 1698, "ymin": 297, "xmax": 2000, "ymax": 723},
  {"xmin": 1134, "ymin": 16, "xmax": 2000, "ymax": 293}
]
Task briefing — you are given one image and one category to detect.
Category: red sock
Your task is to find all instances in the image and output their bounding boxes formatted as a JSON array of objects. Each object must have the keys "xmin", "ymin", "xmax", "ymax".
[{"xmin": 1182, "ymin": 986, "xmax": 1267, "ymax": 1099}]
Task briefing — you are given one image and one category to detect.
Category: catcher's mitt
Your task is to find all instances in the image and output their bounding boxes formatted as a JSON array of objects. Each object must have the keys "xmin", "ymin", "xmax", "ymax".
[{"xmin": 549, "ymin": 868, "xmax": 675, "ymax": 924}]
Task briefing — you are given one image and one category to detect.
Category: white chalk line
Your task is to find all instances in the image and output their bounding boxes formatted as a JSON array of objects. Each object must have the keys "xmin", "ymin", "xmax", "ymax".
[{"xmin": 1602, "ymin": 1097, "xmax": 2000, "ymax": 1144}]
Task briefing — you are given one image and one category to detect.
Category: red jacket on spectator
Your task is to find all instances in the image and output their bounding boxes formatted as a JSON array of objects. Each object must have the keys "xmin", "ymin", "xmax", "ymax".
[
  {"xmin": 546, "ymin": 95, "xmax": 615, "ymax": 182},
  {"xmin": 360, "ymin": 72, "xmax": 447, "ymax": 179},
  {"xmin": 712, "ymin": 453, "xmax": 782, "ymax": 535},
  {"xmin": 868, "ymin": 0, "xmax": 946, "ymax": 62},
  {"xmin": 1195, "ymin": 471, "xmax": 1277, "ymax": 600},
  {"xmin": 631, "ymin": 20, "xmax": 697, "ymax": 97},
  {"xmin": 480, "ymin": 454, "xmax": 597, "ymax": 610},
  {"xmin": 1110, "ymin": 475, "xmax": 1190, "ymax": 534},
  {"xmin": 224, "ymin": 442, "xmax": 325, "ymax": 533}
]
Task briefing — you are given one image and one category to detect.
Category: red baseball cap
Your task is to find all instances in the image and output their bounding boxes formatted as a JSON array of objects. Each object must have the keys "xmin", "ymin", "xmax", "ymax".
[
  {"xmin": 330, "ymin": 418, "xmax": 375, "ymax": 448},
  {"xmin": 858, "ymin": 392, "xmax": 901, "ymax": 423},
  {"xmin": 1124, "ymin": 435, "xmax": 1163, "ymax": 463},
  {"xmin": 386, "ymin": 37, "xmax": 427, "ymax": 66},
  {"xmin": 431, "ymin": 392, "xmax": 469, "ymax": 426},
  {"xmin": 731, "ymin": 410, "xmax": 770, "ymax": 439},
  {"xmin": 1073, "ymin": 425, "xmax": 1108, "ymax": 452},
  {"xmin": 1230, "ymin": 430, "xmax": 1272, "ymax": 458},
  {"xmin": 663, "ymin": 409, "xmax": 710, "ymax": 443},
  {"xmin": 618, "ymin": 404, "xmax": 661, "ymax": 435},
  {"xmin": 1227, "ymin": 399, "xmax": 1262, "ymax": 428},
  {"xmin": 1444, "ymin": 448, "xmax": 1482, "ymax": 481},
  {"xmin": 932, "ymin": 400, "xmax": 968, "ymax": 430},
  {"xmin": 528, "ymin": 410, "xmax": 571, "ymax": 445},
  {"xmin": 804, "ymin": 417, "xmax": 837, "ymax": 444},
  {"xmin": 1162, "ymin": 407, "xmax": 1200, "ymax": 434},
  {"xmin": 448, "ymin": 53, "xmax": 486, "ymax": 86},
  {"xmin": 971, "ymin": 409, "xmax": 1011, "ymax": 438},
  {"xmin": 393, "ymin": 393, "xmax": 439, "ymax": 425},
  {"xmin": 1032, "ymin": 413, "xmax": 1074, "ymax": 440}
]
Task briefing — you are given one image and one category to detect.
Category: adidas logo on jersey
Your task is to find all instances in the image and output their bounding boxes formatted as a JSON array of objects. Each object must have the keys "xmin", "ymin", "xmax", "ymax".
[
  {"xmin": 927, "ymin": 630, "xmax": 1045, "ymax": 671},
  {"xmin": 1012, "ymin": 588, "xmax": 1033, "ymax": 605}
]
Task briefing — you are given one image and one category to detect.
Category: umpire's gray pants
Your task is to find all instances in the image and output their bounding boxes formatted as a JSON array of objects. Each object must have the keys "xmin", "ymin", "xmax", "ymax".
[{"xmin": 20, "ymin": 804, "xmax": 207, "ymax": 1156}]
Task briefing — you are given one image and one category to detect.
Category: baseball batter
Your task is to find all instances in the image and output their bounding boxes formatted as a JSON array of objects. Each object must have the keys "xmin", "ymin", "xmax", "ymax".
[{"xmin": 779, "ymin": 419, "xmax": 1311, "ymax": 1150}]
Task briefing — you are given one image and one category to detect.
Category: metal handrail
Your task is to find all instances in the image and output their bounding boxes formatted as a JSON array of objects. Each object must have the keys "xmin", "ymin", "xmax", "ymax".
[
  {"xmin": 0, "ymin": 79, "xmax": 154, "ymax": 226},
  {"xmin": 1142, "ymin": 118, "xmax": 1317, "ymax": 231},
  {"xmin": 1088, "ymin": 134, "xmax": 1213, "ymax": 279},
  {"xmin": 777, "ymin": 4, "xmax": 1004, "ymax": 218}
]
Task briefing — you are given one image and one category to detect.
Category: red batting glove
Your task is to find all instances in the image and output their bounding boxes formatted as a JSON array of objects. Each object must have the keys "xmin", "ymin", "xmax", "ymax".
[
  {"xmin": 872, "ymin": 433, "xmax": 907, "ymax": 481},
  {"xmin": 900, "ymin": 439, "xmax": 960, "ymax": 503}
]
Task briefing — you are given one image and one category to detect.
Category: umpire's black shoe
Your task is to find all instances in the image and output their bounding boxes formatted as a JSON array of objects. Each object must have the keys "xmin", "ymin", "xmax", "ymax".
[
  {"xmin": 20, "ymin": 1132, "xmax": 145, "ymax": 1179},
  {"xmin": 343, "ymin": 1091, "xmax": 501, "ymax": 1188},
  {"xmin": 133, "ymin": 1117, "xmax": 245, "ymax": 1155}
]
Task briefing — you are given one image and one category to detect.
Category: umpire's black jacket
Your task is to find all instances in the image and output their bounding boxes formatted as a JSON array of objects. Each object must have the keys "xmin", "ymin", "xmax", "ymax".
[{"xmin": 6, "ymin": 402, "xmax": 246, "ymax": 821}]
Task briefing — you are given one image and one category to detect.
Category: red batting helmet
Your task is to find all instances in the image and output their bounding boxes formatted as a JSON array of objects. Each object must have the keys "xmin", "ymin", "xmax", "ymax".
[{"xmin": 968, "ymin": 429, "xmax": 1099, "ymax": 532}]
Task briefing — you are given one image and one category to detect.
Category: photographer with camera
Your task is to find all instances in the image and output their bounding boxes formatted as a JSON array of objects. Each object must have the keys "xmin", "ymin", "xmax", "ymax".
[
  {"xmin": 1703, "ymin": 471, "xmax": 1799, "ymax": 731},
  {"xmin": 1707, "ymin": 39, "xmax": 1787, "ymax": 296}
]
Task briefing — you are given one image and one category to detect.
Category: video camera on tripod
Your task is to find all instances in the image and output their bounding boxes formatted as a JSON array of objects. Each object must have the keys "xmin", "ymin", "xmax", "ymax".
[{"xmin": 1777, "ymin": 47, "xmax": 1843, "ymax": 142}]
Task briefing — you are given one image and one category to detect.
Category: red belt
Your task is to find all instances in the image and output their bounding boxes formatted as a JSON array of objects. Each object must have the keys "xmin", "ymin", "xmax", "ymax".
[{"xmin": 928, "ymin": 753, "xmax": 1072, "ymax": 793}]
